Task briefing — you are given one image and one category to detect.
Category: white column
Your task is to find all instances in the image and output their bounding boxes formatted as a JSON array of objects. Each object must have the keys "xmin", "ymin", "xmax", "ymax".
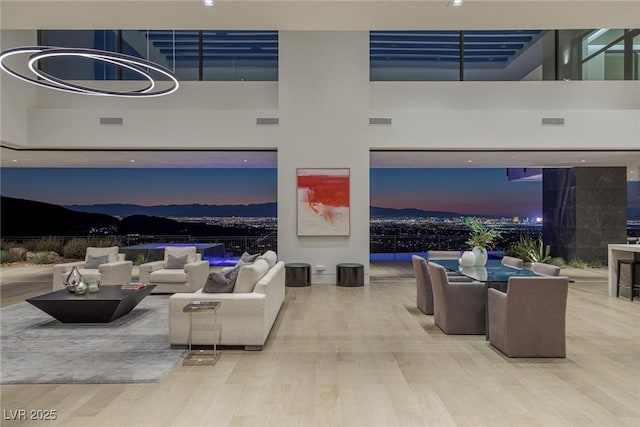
[{"xmin": 277, "ymin": 31, "xmax": 370, "ymax": 284}]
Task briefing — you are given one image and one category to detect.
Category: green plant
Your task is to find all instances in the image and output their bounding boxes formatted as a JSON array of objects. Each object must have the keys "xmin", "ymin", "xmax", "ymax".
[
  {"xmin": 587, "ymin": 259, "xmax": 605, "ymax": 268},
  {"xmin": 549, "ymin": 257, "xmax": 565, "ymax": 267},
  {"xmin": 509, "ymin": 235, "xmax": 551, "ymax": 263},
  {"xmin": 31, "ymin": 236, "xmax": 64, "ymax": 254},
  {"xmin": 464, "ymin": 217, "xmax": 502, "ymax": 250},
  {"xmin": 62, "ymin": 236, "xmax": 122, "ymax": 259},
  {"xmin": 0, "ymin": 250, "xmax": 13, "ymax": 264},
  {"xmin": 134, "ymin": 253, "xmax": 150, "ymax": 266},
  {"xmin": 567, "ymin": 259, "xmax": 586, "ymax": 269},
  {"xmin": 32, "ymin": 251, "xmax": 51, "ymax": 264}
]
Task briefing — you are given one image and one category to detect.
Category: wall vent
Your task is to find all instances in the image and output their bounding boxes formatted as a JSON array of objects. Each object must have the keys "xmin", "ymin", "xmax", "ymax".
[
  {"xmin": 541, "ymin": 117, "xmax": 565, "ymax": 125},
  {"xmin": 100, "ymin": 117, "xmax": 123, "ymax": 125},
  {"xmin": 256, "ymin": 117, "xmax": 279, "ymax": 125},
  {"xmin": 369, "ymin": 117, "xmax": 392, "ymax": 125}
]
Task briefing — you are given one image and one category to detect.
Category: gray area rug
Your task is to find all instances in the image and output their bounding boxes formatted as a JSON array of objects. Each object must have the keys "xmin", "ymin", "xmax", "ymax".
[{"xmin": 1, "ymin": 295, "xmax": 185, "ymax": 384}]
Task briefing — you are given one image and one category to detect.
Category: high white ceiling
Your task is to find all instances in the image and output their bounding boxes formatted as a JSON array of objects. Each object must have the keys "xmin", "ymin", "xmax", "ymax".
[{"xmin": 2, "ymin": 1, "xmax": 639, "ymax": 31}]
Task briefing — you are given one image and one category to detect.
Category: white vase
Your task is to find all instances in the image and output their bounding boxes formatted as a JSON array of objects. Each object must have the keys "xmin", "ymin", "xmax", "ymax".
[
  {"xmin": 459, "ymin": 251, "xmax": 476, "ymax": 267},
  {"xmin": 472, "ymin": 246, "xmax": 488, "ymax": 266}
]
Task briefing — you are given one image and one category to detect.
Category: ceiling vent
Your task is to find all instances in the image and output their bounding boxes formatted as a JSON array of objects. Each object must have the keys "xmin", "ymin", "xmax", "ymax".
[
  {"xmin": 256, "ymin": 117, "xmax": 279, "ymax": 125},
  {"xmin": 541, "ymin": 118, "xmax": 565, "ymax": 125},
  {"xmin": 100, "ymin": 117, "xmax": 123, "ymax": 125},
  {"xmin": 369, "ymin": 117, "xmax": 392, "ymax": 125}
]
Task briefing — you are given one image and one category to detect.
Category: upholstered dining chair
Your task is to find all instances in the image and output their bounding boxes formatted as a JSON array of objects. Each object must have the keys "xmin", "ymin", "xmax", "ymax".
[
  {"xmin": 488, "ymin": 276, "xmax": 569, "ymax": 357},
  {"xmin": 427, "ymin": 250, "xmax": 461, "ymax": 260},
  {"xmin": 501, "ymin": 256, "xmax": 524, "ymax": 269},
  {"xmin": 427, "ymin": 262, "xmax": 485, "ymax": 334},
  {"xmin": 531, "ymin": 262, "xmax": 561, "ymax": 276},
  {"xmin": 412, "ymin": 255, "xmax": 474, "ymax": 315},
  {"xmin": 53, "ymin": 246, "xmax": 133, "ymax": 290}
]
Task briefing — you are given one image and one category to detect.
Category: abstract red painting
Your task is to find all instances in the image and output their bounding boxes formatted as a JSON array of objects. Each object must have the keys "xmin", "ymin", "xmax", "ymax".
[{"xmin": 297, "ymin": 168, "xmax": 350, "ymax": 236}]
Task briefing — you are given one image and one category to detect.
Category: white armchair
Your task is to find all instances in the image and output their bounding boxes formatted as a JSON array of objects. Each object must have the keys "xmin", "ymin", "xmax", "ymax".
[
  {"xmin": 139, "ymin": 246, "xmax": 210, "ymax": 293},
  {"xmin": 53, "ymin": 246, "xmax": 133, "ymax": 290}
]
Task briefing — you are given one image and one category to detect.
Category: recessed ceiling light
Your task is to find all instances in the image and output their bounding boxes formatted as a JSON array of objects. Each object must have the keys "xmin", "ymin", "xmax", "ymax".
[
  {"xmin": 243, "ymin": 159, "xmax": 248, "ymax": 163},
  {"xmin": 630, "ymin": 170, "xmax": 635, "ymax": 174},
  {"xmin": 449, "ymin": 0, "xmax": 464, "ymax": 7},
  {"xmin": 204, "ymin": 0, "xmax": 215, "ymax": 6},
  {"xmin": 130, "ymin": 159, "xmax": 135, "ymax": 163},
  {"xmin": 580, "ymin": 160, "xmax": 586, "ymax": 163},
  {"xmin": 12, "ymin": 159, "xmax": 17, "ymax": 162},
  {"xmin": 467, "ymin": 160, "xmax": 473, "ymax": 163}
]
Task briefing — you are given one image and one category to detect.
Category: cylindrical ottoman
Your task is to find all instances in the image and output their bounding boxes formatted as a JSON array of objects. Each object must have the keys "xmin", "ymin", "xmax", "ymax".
[
  {"xmin": 285, "ymin": 263, "xmax": 311, "ymax": 287},
  {"xmin": 336, "ymin": 263, "xmax": 364, "ymax": 287}
]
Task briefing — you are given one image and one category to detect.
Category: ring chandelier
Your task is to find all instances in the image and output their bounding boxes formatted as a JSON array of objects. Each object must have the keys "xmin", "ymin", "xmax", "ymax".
[{"xmin": 0, "ymin": 46, "xmax": 179, "ymax": 97}]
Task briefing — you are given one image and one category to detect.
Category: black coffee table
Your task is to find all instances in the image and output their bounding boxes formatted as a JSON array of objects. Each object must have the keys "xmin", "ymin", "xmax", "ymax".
[{"xmin": 26, "ymin": 285, "xmax": 156, "ymax": 323}]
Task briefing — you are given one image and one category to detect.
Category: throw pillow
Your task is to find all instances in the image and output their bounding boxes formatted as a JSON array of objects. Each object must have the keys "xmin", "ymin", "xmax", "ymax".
[
  {"xmin": 85, "ymin": 254, "xmax": 109, "ymax": 269},
  {"xmin": 202, "ymin": 271, "xmax": 235, "ymax": 293},
  {"xmin": 166, "ymin": 254, "xmax": 188, "ymax": 269},
  {"xmin": 240, "ymin": 252, "xmax": 260, "ymax": 264},
  {"xmin": 234, "ymin": 258, "xmax": 269, "ymax": 293}
]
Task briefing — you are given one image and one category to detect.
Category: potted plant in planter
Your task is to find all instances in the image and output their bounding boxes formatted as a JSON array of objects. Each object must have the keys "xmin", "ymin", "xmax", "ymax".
[{"xmin": 465, "ymin": 217, "xmax": 502, "ymax": 266}]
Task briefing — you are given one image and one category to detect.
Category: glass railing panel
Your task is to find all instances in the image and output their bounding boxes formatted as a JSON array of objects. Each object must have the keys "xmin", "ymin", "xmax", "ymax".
[
  {"xmin": 370, "ymin": 31, "xmax": 460, "ymax": 81},
  {"xmin": 38, "ymin": 30, "xmax": 119, "ymax": 80},
  {"xmin": 582, "ymin": 29, "xmax": 625, "ymax": 80},
  {"xmin": 201, "ymin": 31, "xmax": 278, "ymax": 81},
  {"xmin": 462, "ymin": 30, "xmax": 543, "ymax": 81}
]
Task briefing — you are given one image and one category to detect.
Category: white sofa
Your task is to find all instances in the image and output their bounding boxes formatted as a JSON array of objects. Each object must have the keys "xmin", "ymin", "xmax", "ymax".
[
  {"xmin": 169, "ymin": 257, "xmax": 285, "ymax": 351},
  {"xmin": 53, "ymin": 246, "xmax": 133, "ymax": 290},
  {"xmin": 139, "ymin": 246, "xmax": 210, "ymax": 294}
]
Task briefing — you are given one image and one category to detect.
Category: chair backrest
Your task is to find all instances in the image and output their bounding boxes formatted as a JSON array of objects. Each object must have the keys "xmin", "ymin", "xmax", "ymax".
[
  {"xmin": 411, "ymin": 255, "xmax": 429, "ymax": 287},
  {"xmin": 427, "ymin": 261, "xmax": 450, "ymax": 299},
  {"xmin": 501, "ymin": 256, "xmax": 524, "ymax": 269},
  {"xmin": 531, "ymin": 262, "xmax": 561, "ymax": 276},
  {"xmin": 412, "ymin": 255, "xmax": 433, "ymax": 314},
  {"xmin": 85, "ymin": 246, "xmax": 119, "ymax": 264},
  {"xmin": 164, "ymin": 246, "xmax": 198, "ymax": 264},
  {"xmin": 427, "ymin": 250, "xmax": 461, "ymax": 260},
  {"xmin": 506, "ymin": 276, "xmax": 568, "ymax": 321}
]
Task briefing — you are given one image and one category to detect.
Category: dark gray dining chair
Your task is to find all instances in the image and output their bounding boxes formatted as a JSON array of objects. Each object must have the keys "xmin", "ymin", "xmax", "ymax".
[
  {"xmin": 427, "ymin": 262, "xmax": 485, "ymax": 334},
  {"xmin": 488, "ymin": 276, "xmax": 569, "ymax": 357},
  {"xmin": 501, "ymin": 256, "xmax": 524, "ymax": 269},
  {"xmin": 531, "ymin": 262, "xmax": 561, "ymax": 276}
]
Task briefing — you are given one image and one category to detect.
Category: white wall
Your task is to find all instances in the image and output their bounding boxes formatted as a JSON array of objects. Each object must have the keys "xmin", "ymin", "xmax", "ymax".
[
  {"xmin": 277, "ymin": 31, "xmax": 371, "ymax": 284},
  {"xmin": 0, "ymin": 30, "xmax": 37, "ymax": 146},
  {"xmin": 2, "ymin": 30, "xmax": 640, "ymax": 285}
]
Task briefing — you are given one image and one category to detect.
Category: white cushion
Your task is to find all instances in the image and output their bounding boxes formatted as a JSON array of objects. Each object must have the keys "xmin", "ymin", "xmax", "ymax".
[
  {"xmin": 164, "ymin": 246, "xmax": 197, "ymax": 264},
  {"xmin": 234, "ymin": 259, "xmax": 269, "ymax": 293},
  {"xmin": 256, "ymin": 250, "xmax": 277, "ymax": 269},
  {"xmin": 85, "ymin": 246, "xmax": 119, "ymax": 264},
  {"xmin": 150, "ymin": 269, "xmax": 188, "ymax": 283}
]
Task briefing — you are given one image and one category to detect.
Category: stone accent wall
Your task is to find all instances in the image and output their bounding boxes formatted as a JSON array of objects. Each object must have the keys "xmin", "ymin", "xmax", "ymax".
[{"xmin": 543, "ymin": 167, "xmax": 627, "ymax": 262}]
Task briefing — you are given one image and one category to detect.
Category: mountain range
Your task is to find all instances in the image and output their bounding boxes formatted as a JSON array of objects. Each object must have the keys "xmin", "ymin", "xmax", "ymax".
[{"xmin": 64, "ymin": 202, "xmax": 640, "ymax": 220}]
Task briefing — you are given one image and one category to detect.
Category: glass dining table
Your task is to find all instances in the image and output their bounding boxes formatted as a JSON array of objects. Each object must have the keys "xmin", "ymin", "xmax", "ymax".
[{"xmin": 430, "ymin": 258, "xmax": 542, "ymax": 339}]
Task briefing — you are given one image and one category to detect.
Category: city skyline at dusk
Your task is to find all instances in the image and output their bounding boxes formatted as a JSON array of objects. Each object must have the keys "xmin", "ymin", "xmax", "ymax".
[{"xmin": 1, "ymin": 167, "xmax": 638, "ymax": 218}]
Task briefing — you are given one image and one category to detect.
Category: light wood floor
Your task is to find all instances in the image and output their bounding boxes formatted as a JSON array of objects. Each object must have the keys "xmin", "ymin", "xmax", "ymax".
[{"xmin": 1, "ymin": 263, "xmax": 639, "ymax": 426}]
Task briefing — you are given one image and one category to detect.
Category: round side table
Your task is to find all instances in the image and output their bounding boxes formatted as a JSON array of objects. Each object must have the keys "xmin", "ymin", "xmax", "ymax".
[
  {"xmin": 336, "ymin": 263, "xmax": 364, "ymax": 287},
  {"xmin": 285, "ymin": 263, "xmax": 311, "ymax": 287}
]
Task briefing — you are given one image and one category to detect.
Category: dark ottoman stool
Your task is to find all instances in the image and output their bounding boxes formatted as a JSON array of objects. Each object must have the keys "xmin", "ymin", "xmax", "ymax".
[
  {"xmin": 285, "ymin": 263, "xmax": 311, "ymax": 287},
  {"xmin": 336, "ymin": 263, "xmax": 364, "ymax": 287}
]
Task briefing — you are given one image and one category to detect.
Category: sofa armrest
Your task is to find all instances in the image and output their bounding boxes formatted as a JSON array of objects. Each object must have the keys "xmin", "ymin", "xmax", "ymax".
[
  {"xmin": 52, "ymin": 261, "xmax": 85, "ymax": 289},
  {"xmin": 139, "ymin": 260, "xmax": 165, "ymax": 283},
  {"xmin": 169, "ymin": 292, "xmax": 268, "ymax": 346},
  {"xmin": 184, "ymin": 260, "xmax": 210, "ymax": 292},
  {"xmin": 98, "ymin": 261, "xmax": 133, "ymax": 285}
]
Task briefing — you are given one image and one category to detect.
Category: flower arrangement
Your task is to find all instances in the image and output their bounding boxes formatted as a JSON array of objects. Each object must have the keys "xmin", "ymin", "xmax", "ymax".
[{"xmin": 465, "ymin": 217, "xmax": 502, "ymax": 251}]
